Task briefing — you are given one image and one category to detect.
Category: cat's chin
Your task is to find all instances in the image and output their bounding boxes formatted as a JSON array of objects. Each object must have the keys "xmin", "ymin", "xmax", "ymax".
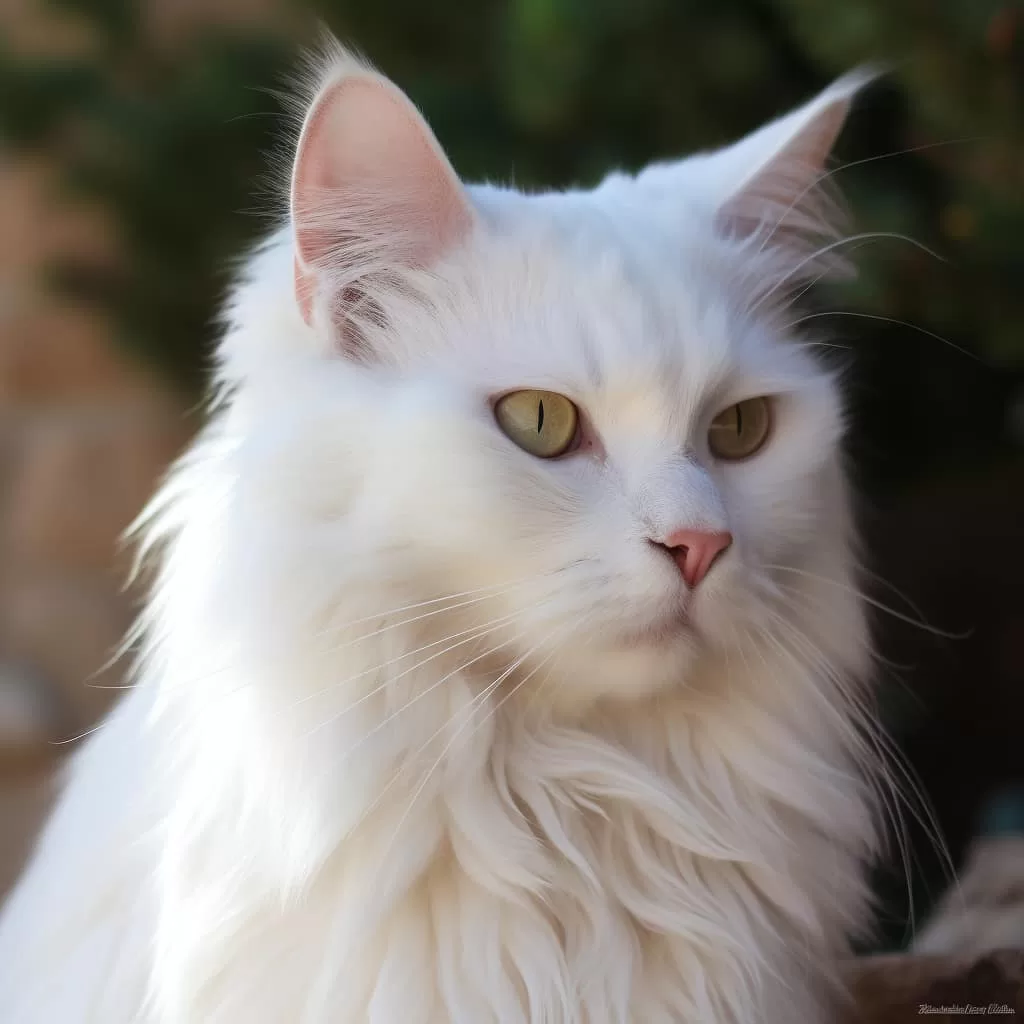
[
  {"xmin": 614, "ymin": 613, "xmax": 692, "ymax": 650},
  {"xmin": 540, "ymin": 619, "xmax": 702, "ymax": 712}
]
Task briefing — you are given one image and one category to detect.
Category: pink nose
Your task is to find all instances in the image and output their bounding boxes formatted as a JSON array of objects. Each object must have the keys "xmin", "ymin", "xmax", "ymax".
[{"xmin": 655, "ymin": 529, "xmax": 733, "ymax": 588}]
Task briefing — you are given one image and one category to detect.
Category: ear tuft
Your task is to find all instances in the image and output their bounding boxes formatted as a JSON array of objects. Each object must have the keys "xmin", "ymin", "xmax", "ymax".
[{"xmin": 289, "ymin": 45, "xmax": 473, "ymax": 337}]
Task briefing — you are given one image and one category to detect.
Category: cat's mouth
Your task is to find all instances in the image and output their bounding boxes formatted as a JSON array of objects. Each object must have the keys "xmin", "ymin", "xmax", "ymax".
[{"xmin": 614, "ymin": 611, "xmax": 692, "ymax": 649}]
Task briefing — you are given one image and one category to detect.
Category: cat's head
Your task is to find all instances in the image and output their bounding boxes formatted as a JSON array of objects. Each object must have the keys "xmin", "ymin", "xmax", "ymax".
[{"xmin": 217, "ymin": 49, "xmax": 871, "ymax": 713}]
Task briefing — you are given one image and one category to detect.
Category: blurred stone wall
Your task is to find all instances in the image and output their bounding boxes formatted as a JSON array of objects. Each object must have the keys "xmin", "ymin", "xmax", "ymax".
[
  {"xmin": 0, "ymin": 0, "xmax": 282, "ymax": 905},
  {"xmin": 0, "ymin": 153, "xmax": 192, "ymax": 894}
]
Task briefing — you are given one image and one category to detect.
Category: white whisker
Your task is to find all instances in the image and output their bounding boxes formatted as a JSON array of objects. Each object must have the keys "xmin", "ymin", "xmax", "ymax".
[
  {"xmin": 313, "ymin": 578, "xmax": 537, "ymax": 652},
  {"xmin": 308, "ymin": 575, "xmax": 540, "ymax": 637},
  {"xmin": 763, "ymin": 564, "xmax": 968, "ymax": 638},
  {"xmin": 88, "ymin": 579, "xmax": 537, "ymax": 699},
  {"xmin": 749, "ymin": 231, "xmax": 945, "ymax": 318},
  {"xmin": 757, "ymin": 136, "xmax": 981, "ymax": 257},
  {"xmin": 304, "ymin": 620, "xmax": 530, "ymax": 742},
  {"xmin": 292, "ymin": 607, "xmax": 524, "ymax": 715},
  {"xmin": 369, "ymin": 625, "xmax": 568, "ymax": 893},
  {"xmin": 754, "ymin": 601, "xmax": 961, "ymax": 930},
  {"xmin": 782, "ymin": 310, "xmax": 976, "ymax": 360}
]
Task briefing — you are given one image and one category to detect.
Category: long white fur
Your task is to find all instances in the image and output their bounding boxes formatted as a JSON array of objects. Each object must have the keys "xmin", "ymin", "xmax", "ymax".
[{"xmin": 0, "ymin": 44, "xmax": 881, "ymax": 1023}]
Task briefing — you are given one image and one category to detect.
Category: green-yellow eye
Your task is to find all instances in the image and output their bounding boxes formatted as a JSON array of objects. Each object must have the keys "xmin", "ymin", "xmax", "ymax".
[
  {"xmin": 494, "ymin": 390, "xmax": 579, "ymax": 458},
  {"xmin": 708, "ymin": 397, "xmax": 772, "ymax": 460}
]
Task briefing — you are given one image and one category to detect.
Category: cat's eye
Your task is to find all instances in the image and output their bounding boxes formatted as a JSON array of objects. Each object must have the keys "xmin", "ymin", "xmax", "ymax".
[
  {"xmin": 708, "ymin": 397, "xmax": 772, "ymax": 461},
  {"xmin": 494, "ymin": 390, "xmax": 579, "ymax": 459}
]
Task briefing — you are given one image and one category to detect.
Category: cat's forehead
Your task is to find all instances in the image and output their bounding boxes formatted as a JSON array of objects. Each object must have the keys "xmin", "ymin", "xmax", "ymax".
[{"xmin": 446, "ymin": 184, "xmax": 797, "ymax": 410}]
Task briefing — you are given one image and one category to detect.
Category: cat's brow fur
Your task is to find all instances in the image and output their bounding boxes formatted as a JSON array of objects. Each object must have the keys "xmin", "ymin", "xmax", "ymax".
[{"xmin": 0, "ymin": 43, "xmax": 881, "ymax": 1023}]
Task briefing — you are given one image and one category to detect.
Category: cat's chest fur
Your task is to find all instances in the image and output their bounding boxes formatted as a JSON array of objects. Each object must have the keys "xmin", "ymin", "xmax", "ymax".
[{"xmin": 154, "ymin": 687, "xmax": 868, "ymax": 1024}]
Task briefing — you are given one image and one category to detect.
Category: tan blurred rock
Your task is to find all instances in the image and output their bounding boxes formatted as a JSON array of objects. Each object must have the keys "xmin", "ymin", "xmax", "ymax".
[
  {"xmin": 843, "ymin": 949, "xmax": 1024, "ymax": 1022},
  {"xmin": 6, "ymin": 409, "xmax": 191, "ymax": 573},
  {"xmin": 0, "ymin": 575, "xmax": 136, "ymax": 731},
  {"xmin": 0, "ymin": 305, "xmax": 157, "ymax": 406},
  {"xmin": 0, "ymin": 157, "xmax": 117, "ymax": 284},
  {"xmin": 0, "ymin": 0, "xmax": 212, "ymax": 906},
  {"xmin": 913, "ymin": 836, "xmax": 1024, "ymax": 959},
  {"xmin": 0, "ymin": 662, "xmax": 64, "ymax": 764},
  {"xmin": 0, "ymin": 0, "xmax": 98, "ymax": 57}
]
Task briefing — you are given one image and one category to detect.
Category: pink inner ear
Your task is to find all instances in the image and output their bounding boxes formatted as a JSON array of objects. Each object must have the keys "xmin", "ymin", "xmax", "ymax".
[
  {"xmin": 291, "ymin": 73, "xmax": 473, "ymax": 326},
  {"xmin": 709, "ymin": 79, "xmax": 864, "ymax": 253}
]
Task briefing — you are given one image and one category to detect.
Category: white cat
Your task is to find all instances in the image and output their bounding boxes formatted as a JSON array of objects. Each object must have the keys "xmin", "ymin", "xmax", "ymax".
[{"xmin": 0, "ymin": 44, "xmax": 882, "ymax": 1023}]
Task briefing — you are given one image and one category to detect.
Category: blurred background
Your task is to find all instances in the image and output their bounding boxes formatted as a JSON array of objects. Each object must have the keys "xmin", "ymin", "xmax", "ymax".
[{"xmin": 0, "ymin": 0, "xmax": 1021, "ymax": 952}]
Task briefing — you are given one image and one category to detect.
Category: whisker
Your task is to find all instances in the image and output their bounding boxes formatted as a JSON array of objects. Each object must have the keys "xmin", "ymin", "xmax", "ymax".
[
  {"xmin": 754, "ymin": 603, "xmax": 960, "ymax": 925},
  {"xmin": 328, "ymin": 633, "xmax": 531, "ymax": 764},
  {"xmin": 457, "ymin": 642, "xmax": 564, "ymax": 754},
  {"xmin": 292, "ymin": 608, "xmax": 525, "ymax": 714},
  {"xmin": 755, "ymin": 612, "xmax": 916, "ymax": 877},
  {"xmin": 313, "ymin": 576, "xmax": 537, "ymax": 635},
  {"xmin": 749, "ymin": 232, "xmax": 946, "ymax": 319},
  {"xmin": 782, "ymin": 310, "xmax": 976, "ymax": 360},
  {"xmin": 519, "ymin": 648, "xmax": 564, "ymax": 720},
  {"xmin": 370, "ymin": 625, "xmax": 568, "ymax": 890},
  {"xmin": 757, "ymin": 135, "xmax": 983, "ymax": 257},
  {"xmin": 763, "ymin": 564, "xmax": 968, "ymax": 638},
  {"xmin": 855, "ymin": 564, "xmax": 933, "ymax": 627},
  {"xmin": 349, "ymin": 632, "xmax": 551, "ymax": 843},
  {"xmin": 763, "ymin": 618, "xmax": 923, "ymax": 937},
  {"xmin": 50, "ymin": 721, "xmax": 107, "ymax": 747},
  {"xmin": 767, "ymin": 577, "xmax": 916, "ymax": 676},
  {"xmin": 312, "ymin": 579, "xmax": 537, "ymax": 653},
  {"xmin": 303, "ymin": 619, "xmax": 531, "ymax": 742},
  {"xmin": 778, "ymin": 236, "xmax": 884, "ymax": 314},
  {"xmin": 521, "ymin": 605, "xmax": 607, "ymax": 723},
  {"xmin": 88, "ymin": 578, "xmax": 540, "ymax": 699}
]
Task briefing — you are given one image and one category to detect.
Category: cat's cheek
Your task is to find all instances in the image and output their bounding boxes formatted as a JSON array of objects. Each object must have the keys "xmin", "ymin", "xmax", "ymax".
[{"xmin": 718, "ymin": 465, "xmax": 828, "ymax": 572}]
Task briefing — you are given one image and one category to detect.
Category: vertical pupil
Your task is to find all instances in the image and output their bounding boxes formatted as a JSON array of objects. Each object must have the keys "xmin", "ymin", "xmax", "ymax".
[
  {"xmin": 735, "ymin": 403, "xmax": 743, "ymax": 435},
  {"xmin": 537, "ymin": 398, "xmax": 545, "ymax": 434}
]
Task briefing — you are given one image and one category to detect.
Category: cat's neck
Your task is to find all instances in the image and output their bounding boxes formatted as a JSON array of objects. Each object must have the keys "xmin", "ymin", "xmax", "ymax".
[
  {"xmin": 141, "ymin": 628, "xmax": 874, "ymax": 1021},
  {"xmin": 150, "ymin": 592, "xmax": 872, "ymax": 884}
]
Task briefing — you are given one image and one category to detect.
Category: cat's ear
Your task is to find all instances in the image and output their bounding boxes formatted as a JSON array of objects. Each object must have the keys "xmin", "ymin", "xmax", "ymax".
[
  {"xmin": 708, "ymin": 72, "xmax": 872, "ymax": 255},
  {"xmin": 290, "ymin": 53, "xmax": 473, "ymax": 338},
  {"xmin": 640, "ymin": 70, "xmax": 873, "ymax": 277}
]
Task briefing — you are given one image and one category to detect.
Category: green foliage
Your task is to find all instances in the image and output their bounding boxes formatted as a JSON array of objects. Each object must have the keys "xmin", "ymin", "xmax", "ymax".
[
  {"xmin": 0, "ymin": 15, "xmax": 294, "ymax": 391},
  {"xmin": 0, "ymin": 0, "xmax": 1021, "ymax": 482},
  {"xmin": 779, "ymin": 0, "xmax": 1024, "ymax": 366}
]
